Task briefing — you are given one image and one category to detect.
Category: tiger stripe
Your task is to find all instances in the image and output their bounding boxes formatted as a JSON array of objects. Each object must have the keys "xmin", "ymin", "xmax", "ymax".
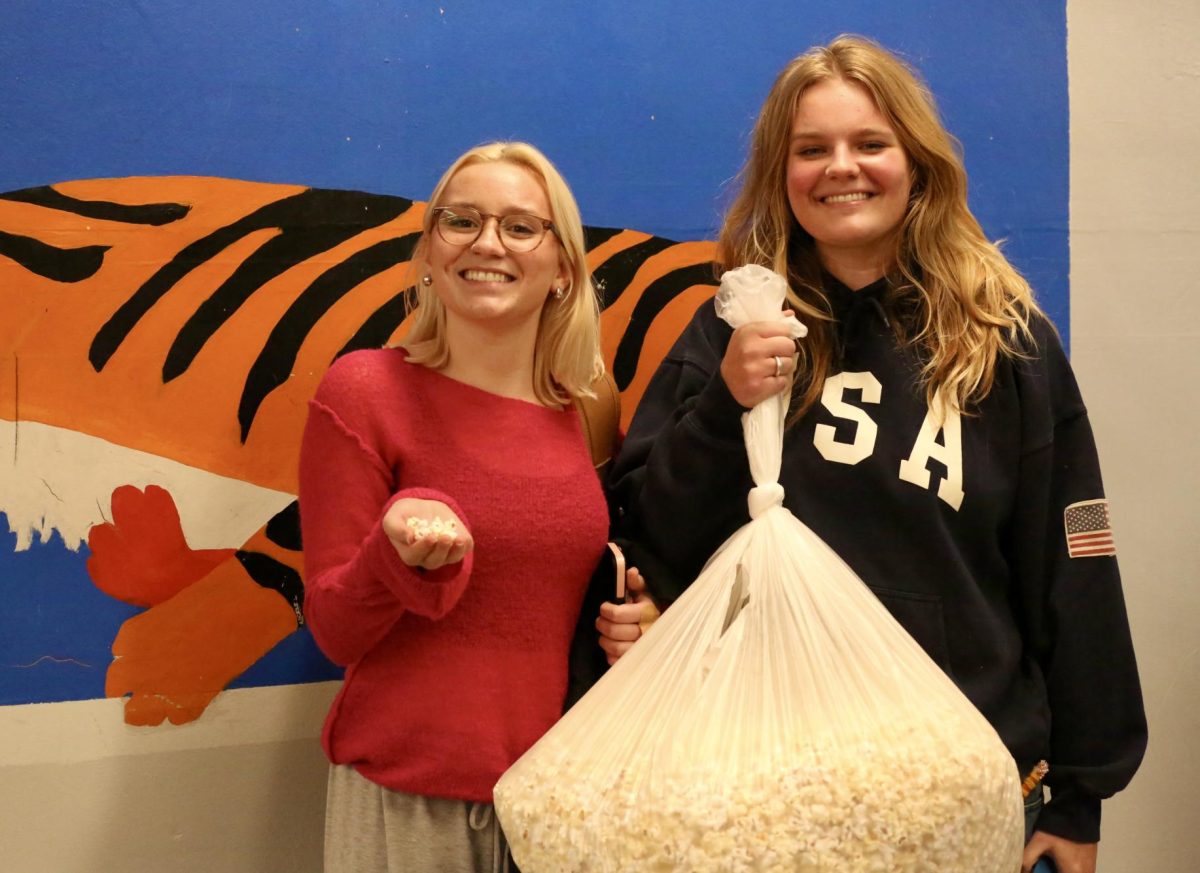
[{"xmin": 2, "ymin": 176, "xmax": 717, "ymax": 486}]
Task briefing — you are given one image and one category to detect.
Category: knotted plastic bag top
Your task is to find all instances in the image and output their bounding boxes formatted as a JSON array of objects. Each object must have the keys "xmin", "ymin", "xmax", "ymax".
[{"xmin": 712, "ymin": 263, "xmax": 806, "ymax": 519}]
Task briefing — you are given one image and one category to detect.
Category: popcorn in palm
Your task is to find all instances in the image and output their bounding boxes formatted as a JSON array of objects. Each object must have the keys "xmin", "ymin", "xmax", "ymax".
[{"xmin": 405, "ymin": 515, "xmax": 456, "ymax": 538}]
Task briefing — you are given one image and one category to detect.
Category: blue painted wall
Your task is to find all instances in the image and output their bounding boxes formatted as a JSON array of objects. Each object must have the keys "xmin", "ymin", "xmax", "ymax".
[
  {"xmin": 0, "ymin": 0, "xmax": 1067, "ymax": 705},
  {"xmin": 1, "ymin": 0, "xmax": 1067, "ymax": 313}
]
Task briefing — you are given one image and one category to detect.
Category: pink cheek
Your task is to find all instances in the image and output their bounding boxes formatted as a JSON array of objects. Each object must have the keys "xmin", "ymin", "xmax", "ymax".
[
  {"xmin": 784, "ymin": 175, "xmax": 804, "ymax": 202},
  {"xmin": 787, "ymin": 170, "xmax": 819, "ymax": 200}
]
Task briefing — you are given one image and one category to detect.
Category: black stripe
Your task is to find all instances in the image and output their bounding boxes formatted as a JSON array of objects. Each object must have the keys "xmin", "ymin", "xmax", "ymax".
[
  {"xmin": 264, "ymin": 501, "xmax": 302, "ymax": 552},
  {"xmin": 336, "ymin": 290, "xmax": 410, "ymax": 358},
  {"xmin": 0, "ymin": 185, "xmax": 189, "ymax": 225},
  {"xmin": 582, "ymin": 225, "xmax": 624, "ymax": 252},
  {"xmin": 0, "ymin": 229, "xmax": 108, "ymax": 282},
  {"xmin": 235, "ymin": 550, "xmax": 304, "ymax": 627},
  {"xmin": 611, "ymin": 261, "xmax": 718, "ymax": 389},
  {"xmin": 89, "ymin": 187, "xmax": 413, "ymax": 374},
  {"xmin": 590, "ymin": 235, "xmax": 679, "ymax": 309},
  {"xmin": 164, "ymin": 190, "xmax": 415, "ymax": 382},
  {"xmin": 238, "ymin": 233, "xmax": 419, "ymax": 439}
]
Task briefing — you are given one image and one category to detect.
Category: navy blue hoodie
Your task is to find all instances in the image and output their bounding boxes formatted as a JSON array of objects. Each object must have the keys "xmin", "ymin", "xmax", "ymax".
[{"xmin": 610, "ymin": 274, "xmax": 1146, "ymax": 843}]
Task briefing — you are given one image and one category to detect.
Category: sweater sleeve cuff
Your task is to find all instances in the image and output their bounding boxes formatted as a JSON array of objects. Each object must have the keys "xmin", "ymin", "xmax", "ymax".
[
  {"xmin": 689, "ymin": 370, "xmax": 750, "ymax": 441},
  {"xmin": 1035, "ymin": 788, "xmax": 1101, "ymax": 844},
  {"xmin": 363, "ymin": 488, "xmax": 474, "ymax": 620}
]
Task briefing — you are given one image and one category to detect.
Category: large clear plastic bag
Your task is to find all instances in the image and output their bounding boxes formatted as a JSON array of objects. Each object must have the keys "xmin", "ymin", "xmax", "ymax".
[{"xmin": 495, "ymin": 266, "xmax": 1024, "ymax": 872}]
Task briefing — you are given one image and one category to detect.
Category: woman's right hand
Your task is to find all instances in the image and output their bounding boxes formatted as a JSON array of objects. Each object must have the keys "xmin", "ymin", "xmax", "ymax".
[
  {"xmin": 719, "ymin": 316, "xmax": 799, "ymax": 408},
  {"xmin": 382, "ymin": 498, "xmax": 473, "ymax": 570}
]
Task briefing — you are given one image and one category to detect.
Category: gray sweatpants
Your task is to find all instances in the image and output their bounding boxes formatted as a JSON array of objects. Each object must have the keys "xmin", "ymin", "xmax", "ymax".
[{"xmin": 324, "ymin": 763, "xmax": 517, "ymax": 873}]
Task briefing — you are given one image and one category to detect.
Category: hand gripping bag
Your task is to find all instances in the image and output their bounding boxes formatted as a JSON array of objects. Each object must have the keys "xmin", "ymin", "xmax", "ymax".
[{"xmin": 495, "ymin": 265, "xmax": 1025, "ymax": 872}]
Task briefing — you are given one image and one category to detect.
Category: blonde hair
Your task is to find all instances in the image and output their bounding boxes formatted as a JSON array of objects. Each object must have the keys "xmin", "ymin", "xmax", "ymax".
[
  {"xmin": 401, "ymin": 141, "xmax": 602, "ymax": 406},
  {"xmin": 719, "ymin": 34, "xmax": 1044, "ymax": 417}
]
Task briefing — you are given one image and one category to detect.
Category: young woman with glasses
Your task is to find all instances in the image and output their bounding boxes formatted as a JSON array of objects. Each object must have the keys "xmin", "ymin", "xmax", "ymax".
[{"xmin": 298, "ymin": 141, "xmax": 640, "ymax": 872}]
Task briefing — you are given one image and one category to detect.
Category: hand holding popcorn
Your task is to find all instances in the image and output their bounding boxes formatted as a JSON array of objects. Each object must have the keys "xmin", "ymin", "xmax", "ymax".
[{"xmin": 382, "ymin": 497, "xmax": 472, "ymax": 570}]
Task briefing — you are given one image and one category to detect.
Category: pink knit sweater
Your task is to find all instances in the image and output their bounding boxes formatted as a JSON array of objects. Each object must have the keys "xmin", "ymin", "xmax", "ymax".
[{"xmin": 299, "ymin": 349, "xmax": 608, "ymax": 802}]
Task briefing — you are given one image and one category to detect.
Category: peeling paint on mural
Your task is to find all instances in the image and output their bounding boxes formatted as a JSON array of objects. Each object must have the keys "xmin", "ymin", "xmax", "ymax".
[{"xmin": 0, "ymin": 176, "xmax": 716, "ymax": 725}]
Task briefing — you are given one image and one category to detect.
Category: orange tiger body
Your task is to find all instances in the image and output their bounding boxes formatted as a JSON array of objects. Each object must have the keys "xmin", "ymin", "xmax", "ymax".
[{"xmin": 0, "ymin": 176, "xmax": 718, "ymax": 725}]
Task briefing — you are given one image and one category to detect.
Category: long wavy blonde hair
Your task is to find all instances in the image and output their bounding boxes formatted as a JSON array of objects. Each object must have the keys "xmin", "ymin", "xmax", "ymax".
[
  {"xmin": 401, "ymin": 141, "xmax": 603, "ymax": 405},
  {"xmin": 719, "ymin": 35, "xmax": 1044, "ymax": 418}
]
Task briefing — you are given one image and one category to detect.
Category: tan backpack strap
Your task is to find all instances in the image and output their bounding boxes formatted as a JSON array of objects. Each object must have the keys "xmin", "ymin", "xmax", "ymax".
[{"xmin": 574, "ymin": 369, "xmax": 621, "ymax": 471}]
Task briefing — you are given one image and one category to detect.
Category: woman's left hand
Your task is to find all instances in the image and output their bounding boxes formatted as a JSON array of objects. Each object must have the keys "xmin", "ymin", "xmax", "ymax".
[
  {"xmin": 596, "ymin": 567, "xmax": 660, "ymax": 665},
  {"xmin": 1022, "ymin": 831, "xmax": 1097, "ymax": 873}
]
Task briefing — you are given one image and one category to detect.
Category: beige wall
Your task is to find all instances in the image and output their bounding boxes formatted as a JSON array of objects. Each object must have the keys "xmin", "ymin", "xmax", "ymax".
[
  {"xmin": 0, "ymin": 4, "xmax": 1194, "ymax": 871},
  {"xmin": 0, "ymin": 684, "xmax": 336, "ymax": 873},
  {"xmin": 1069, "ymin": 0, "xmax": 1200, "ymax": 870}
]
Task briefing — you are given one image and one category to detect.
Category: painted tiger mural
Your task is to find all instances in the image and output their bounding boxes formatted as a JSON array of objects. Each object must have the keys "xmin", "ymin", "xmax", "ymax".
[{"xmin": 0, "ymin": 176, "xmax": 718, "ymax": 726}]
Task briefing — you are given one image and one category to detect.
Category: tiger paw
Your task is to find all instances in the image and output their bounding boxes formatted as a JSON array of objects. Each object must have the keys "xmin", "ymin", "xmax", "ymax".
[
  {"xmin": 87, "ymin": 484, "xmax": 235, "ymax": 607},
  {"xmin": 106, "ymin": 558, "xmax": 299, "ymax": 726}
]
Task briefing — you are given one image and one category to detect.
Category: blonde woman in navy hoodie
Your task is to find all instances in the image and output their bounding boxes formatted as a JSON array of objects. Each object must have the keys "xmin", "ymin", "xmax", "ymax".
[{"xmin": 609, "ymin": 36, "xmax": 1145, "ymax": 873}]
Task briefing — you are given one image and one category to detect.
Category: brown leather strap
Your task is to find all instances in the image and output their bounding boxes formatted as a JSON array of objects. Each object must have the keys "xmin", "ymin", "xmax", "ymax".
[{"xmin": 574, "ymin": 369, "xmax": 621, "ymax": 471}]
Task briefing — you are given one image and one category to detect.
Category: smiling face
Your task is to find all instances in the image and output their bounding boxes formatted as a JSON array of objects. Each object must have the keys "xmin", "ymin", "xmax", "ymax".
[
  {"xmin": 786, "ymin": 77, "xmax": 912, "ymax": 281},
  {"xmin": 425, "ymin": 160, "xmax": 566, "ymax": 335}
]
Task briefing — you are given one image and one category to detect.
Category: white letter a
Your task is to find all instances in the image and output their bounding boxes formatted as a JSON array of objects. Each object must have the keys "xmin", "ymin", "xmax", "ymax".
[{"xmin": 898, "ymin": 397, "xmax": 964, "ymax": 510}]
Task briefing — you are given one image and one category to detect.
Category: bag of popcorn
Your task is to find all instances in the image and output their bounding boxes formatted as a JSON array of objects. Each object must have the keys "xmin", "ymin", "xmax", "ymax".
[{"xmin": 495, "ymin": 265, "xmax": 1025, "ymax": 872}]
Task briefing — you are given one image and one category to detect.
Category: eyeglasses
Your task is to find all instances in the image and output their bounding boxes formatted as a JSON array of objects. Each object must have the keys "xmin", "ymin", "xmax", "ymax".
[{"xmin": 431, "ymin": 206, "xmax": 558, "ymax": 253}]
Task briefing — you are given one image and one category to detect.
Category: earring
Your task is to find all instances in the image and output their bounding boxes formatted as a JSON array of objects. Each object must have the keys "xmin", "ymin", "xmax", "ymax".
[
  {"xmin": 552, "ymin": 286, "xmax": 565, "ymax": 300},
  {"xmin": 421, "ymin": 274, "xmax": 433, "ymax": 287}
]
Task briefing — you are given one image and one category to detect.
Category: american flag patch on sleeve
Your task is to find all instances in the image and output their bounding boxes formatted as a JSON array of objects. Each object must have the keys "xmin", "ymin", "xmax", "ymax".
[{"xmin": 1064, "ymin": 499, "xmax": 1117, "ymax": 558}]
